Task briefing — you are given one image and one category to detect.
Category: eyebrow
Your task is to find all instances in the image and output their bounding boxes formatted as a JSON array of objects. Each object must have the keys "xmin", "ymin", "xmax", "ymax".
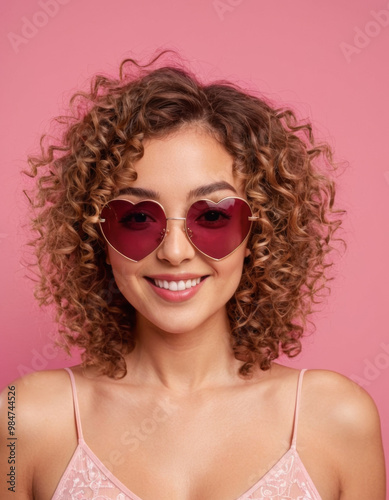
[
  {"xmin": 117, "ymin": 181, "xmax": 237, "ymax": 200},
  {"xmin": 117, "ymin": 186, "xmax": 160, "ymax": 199},
  {"xmin": 188, "ymin": 181, "xmax": 237, "ymax": 198}
]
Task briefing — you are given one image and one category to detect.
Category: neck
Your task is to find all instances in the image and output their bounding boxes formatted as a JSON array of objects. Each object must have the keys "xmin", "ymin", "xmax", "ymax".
[{"xmin": 124, "ymin": 312, "xmax": 244, "ymax": 395}]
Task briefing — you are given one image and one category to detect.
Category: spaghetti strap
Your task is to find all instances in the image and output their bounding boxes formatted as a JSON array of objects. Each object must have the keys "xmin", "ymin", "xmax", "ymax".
[
  {"xmin": 291, "ymin": 368, "xmax": 307, "ymax": 449},
  {"xmin": 63, "ymin": 367, "xmax": 84, "ymax": 443}
]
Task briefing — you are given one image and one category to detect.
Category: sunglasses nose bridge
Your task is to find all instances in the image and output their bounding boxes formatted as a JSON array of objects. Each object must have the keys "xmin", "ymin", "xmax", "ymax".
[
  {"xmin": 163, "ymin": 216, "xmax": 191, "ymax": 242},
  {"xmin": 156, "ymin": 216, "xmax": 197, "ymax": 264},
  {"xmin": 165, "ymin": 217, "xmax": 187, "ymax": 231}
]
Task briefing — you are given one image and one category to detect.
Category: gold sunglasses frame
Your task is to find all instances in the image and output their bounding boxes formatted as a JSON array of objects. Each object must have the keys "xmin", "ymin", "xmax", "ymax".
[{"xmin": 98, "ymin": 196, "xmax": 258, "ymax": 262}]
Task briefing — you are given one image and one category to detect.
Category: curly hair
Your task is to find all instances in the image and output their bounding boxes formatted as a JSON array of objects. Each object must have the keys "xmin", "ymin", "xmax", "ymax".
[{"xmin": 23, "ymin": 52, "xmax": 346, "ymax": 379}]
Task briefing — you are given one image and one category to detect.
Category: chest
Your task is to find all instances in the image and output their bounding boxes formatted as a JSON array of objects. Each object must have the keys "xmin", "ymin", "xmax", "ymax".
[{"xmin": 34, "ymin": 385, "xmax": 335, "ymax": 500}]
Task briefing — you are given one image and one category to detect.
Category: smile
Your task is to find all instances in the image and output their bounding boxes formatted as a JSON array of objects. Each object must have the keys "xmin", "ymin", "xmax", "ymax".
[{"xmin": 151, "ymin": 277, "xmax": 202, "ymax": 291}]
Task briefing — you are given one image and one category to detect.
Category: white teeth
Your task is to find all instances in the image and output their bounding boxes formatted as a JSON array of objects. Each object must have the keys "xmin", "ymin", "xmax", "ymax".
[
  {"xmin": 152, "ymin": 278, "xmax": 203, "ymax": 291},
  {"xmin": 177, "ymin": 281, "xmax": 186, "ymax": 291}
]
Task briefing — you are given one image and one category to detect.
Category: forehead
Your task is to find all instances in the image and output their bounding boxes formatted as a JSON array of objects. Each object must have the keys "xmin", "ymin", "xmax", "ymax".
[{"xmin": 128, "ymin": 127, "xmax": 244, "ymax": 198}]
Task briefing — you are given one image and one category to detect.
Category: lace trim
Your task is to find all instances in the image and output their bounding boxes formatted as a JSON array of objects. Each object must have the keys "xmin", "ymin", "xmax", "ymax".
[{"xmin": 52, "ymin": 444, "xmax": 321, "ymax": 500}]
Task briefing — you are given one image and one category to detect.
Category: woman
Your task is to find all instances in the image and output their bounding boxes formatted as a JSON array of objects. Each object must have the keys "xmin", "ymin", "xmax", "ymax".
[{"xmin": 0, "ymin": 54, "xmax": 386, "ymax": 499}]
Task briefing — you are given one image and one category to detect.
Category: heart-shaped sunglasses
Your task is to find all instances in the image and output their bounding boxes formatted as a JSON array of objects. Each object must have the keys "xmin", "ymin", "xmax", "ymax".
[{"xmin": 98, "ymin": 196, "xmax": 259, "ymax": 261}]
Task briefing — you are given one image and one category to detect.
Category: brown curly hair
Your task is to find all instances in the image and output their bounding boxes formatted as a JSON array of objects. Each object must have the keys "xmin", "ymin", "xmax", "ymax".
[{"xmin": 23, "ymin": 52, "xmax": 346, "ymax": 379}]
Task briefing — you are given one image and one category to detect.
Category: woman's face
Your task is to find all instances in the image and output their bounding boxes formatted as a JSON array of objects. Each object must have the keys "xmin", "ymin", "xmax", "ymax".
[{"xmin": 106, "ymin": 126, "xmax": 250, "ymax": 336}]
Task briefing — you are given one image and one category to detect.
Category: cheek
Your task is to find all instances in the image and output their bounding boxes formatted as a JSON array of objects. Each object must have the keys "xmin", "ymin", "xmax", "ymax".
[
  {"xmin": 108, "ymin": 252, "xmax": 138, "ymax": 296},
  {"xmin": 111, "ymin": 265, "xmax": 133, "ymax": 292},
  {"xmin": 215, "ymin": 250, "xmax": 246, "ymax": 288}
]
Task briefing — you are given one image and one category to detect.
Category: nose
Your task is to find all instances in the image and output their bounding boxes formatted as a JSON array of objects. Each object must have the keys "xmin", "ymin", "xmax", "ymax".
[{"xmin": 156, "ymin": 218, "xmax": 196, "ymax": 265}]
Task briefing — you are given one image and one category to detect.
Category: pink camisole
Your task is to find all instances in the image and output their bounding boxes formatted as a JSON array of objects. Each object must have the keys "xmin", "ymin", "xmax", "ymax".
[{"xmin": 51, "ymin": 367, "xmax": 322, "ymax": 500}]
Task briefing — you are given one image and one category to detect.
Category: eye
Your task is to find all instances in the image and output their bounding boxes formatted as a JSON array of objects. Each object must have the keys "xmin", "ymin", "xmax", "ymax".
[
  {"xmin": 119, "ymin": 211, "xmax": 157, "ymax": 229},
  {"xmin": 121, "ymin": 212, "xmax": 153, "ymax": 223},
  {"xmin": 195, "ymin": 209, "xmax": 231, "ymax": 227}
]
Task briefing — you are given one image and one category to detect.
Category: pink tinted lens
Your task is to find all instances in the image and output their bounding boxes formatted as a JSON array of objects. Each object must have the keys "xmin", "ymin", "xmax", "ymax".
[
  {"xmin": 100, "ymin": 200, "xmax": 166, "ymax": 261},
  {"xmin": 186, "ymin": 198, "xmax": 252, "ymax": 259}
]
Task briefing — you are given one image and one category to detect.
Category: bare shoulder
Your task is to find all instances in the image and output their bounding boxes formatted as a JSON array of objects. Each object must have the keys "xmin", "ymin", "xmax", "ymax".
[
  {"xmin": 266, "ymin": 364, "xmax": 381, "ymax": 422},
  {"xmin": 0, "ymin": 368, "xmax": 75, "ymax": 424},
  {"xmin": 301, "ymin": 369, "xmax": 382, "ymax": 433},
  {"xmin": 0, "ymin": 367, "xmax": 78, "ymax": 499},
  {"xmin": 300, "ymin": 369, "xmax": 386, "ymax": 498}
]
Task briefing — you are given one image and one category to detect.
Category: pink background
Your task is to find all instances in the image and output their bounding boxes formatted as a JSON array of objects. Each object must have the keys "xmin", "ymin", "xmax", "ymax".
[{"xmin": 1, "ymin": 0, "xmax": 388, "ymax": 481}]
